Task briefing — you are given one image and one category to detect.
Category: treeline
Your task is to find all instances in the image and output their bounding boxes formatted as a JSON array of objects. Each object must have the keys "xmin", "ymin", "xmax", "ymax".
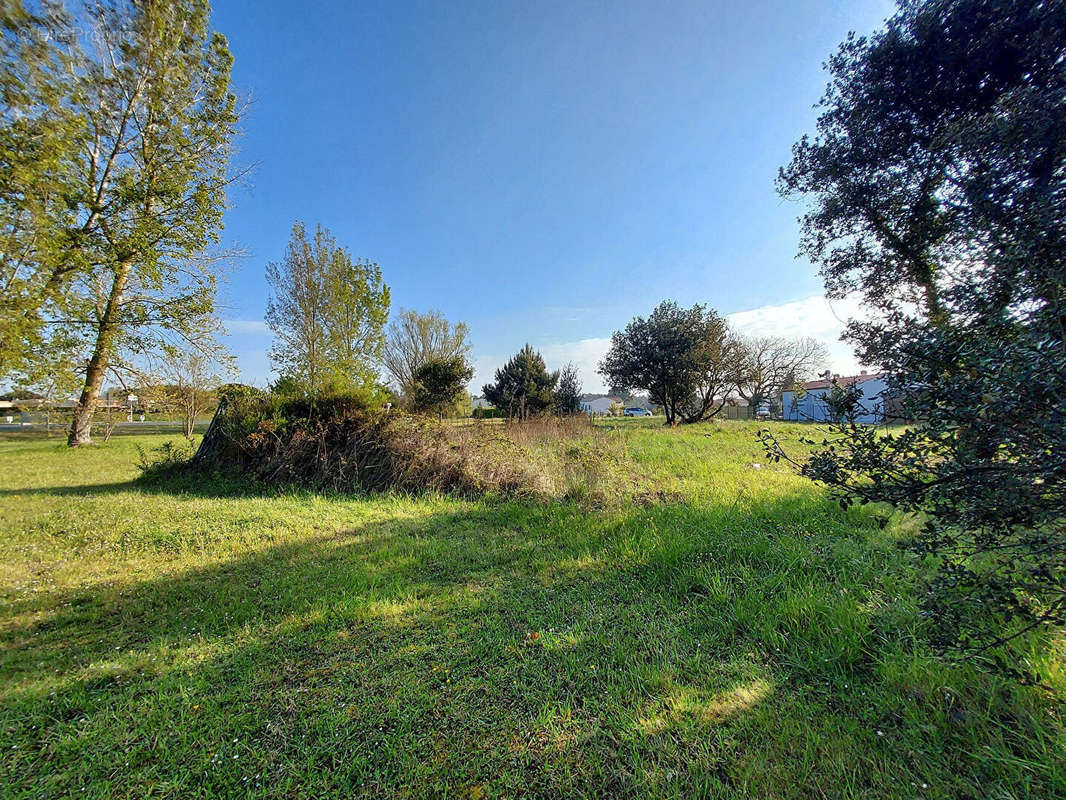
[
  {"xmin": 261, "ymin": 221, "xmax": 478, "ymax": 419},
  {"xmin": 600, "ymin": 301, "xmax": 826, "ymax": 425},
  {"xmin": 259, "ymin": 217, "xmax": 830, "ymax": 425},
  {"xmin": 0, "ymin": 0, "xmax": 828, "ymax": 440},
  {"xmin": 477, "ymin": 307, "xmax": 827, "ymax": 426},
  {"xmin": 261, "ymin": 222, "xmax": 587, "ymax": 422}
]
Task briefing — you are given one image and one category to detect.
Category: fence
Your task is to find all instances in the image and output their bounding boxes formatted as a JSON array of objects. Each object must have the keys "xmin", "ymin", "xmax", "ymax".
[{"xmin": 720, "ymin": 404, "xmax": 754, "ymax": 420}]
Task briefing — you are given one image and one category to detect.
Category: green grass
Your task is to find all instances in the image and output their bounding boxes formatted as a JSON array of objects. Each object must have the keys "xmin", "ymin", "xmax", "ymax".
[{"xmin": 1, "ymin": 421, "xmax": 1063, "ymax": 799}]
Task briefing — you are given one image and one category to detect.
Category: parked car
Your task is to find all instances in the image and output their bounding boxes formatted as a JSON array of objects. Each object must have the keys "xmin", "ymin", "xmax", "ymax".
[{"xmin": 624, "ymin": 407, "xmax": 652, "ymax": 416}]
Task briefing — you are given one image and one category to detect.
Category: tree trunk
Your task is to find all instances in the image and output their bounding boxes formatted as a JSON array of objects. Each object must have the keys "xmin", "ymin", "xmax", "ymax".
[
  {"xmin": 68, "ymin": 338, "xmax": 110, "ymax": 446},
  {"xmin": 924, "ymin": 282, "xmax": 946, "ymax": 326},
  {"xmin": 663, "ymin": 397, "xmax": 676, "ymax": 426},
  {"xmin": 68, "ymin": 261, "xmax": 132, "ymax": 446}
]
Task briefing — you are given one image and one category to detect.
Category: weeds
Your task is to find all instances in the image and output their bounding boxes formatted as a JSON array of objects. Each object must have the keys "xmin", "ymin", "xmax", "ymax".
[
  {"xmin": 185, "ymin": 399, "xmax": 633, "ymax": 502},
  {"xmin": 136, "ymin": 438, "xmax": 197, "ymax": 479}
]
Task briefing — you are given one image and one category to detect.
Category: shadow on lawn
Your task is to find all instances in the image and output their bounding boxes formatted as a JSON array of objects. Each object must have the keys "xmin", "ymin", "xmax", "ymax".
[
  {"xmin": 0, "ymin": 468, "xmax": 293, "ymax": 499},
  {"xmin": 1, "ymin": 488, "xmax": 1060, "ymax": 797}
]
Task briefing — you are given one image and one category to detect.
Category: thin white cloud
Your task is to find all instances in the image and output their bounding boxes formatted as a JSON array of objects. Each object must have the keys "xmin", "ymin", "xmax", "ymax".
[
  {"xmin": 224, "ymin": 318, "xmax": 270, "ymax": 335},
  {"xmin": 726, "ymin": 295, "xmax": 859, "ymax": 340},
  {"xmin": 471, "ymin": 338, "xmax": 613, "ymax": 396},
  {"xmin": 726, "ymin": 295, "xmax": 868, "ymax": 375},
  {"xmin": 540, "ymin": 337, "xmax": 613, "ymax": 394}
]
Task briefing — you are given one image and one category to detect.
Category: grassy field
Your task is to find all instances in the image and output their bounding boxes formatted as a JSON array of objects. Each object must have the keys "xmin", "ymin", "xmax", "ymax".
[{"xmin": 0, "ymin": 421, "xmax": 1063, "ymax": 798}]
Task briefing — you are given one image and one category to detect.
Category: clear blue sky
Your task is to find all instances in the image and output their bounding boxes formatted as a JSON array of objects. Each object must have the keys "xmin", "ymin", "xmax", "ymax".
[{"xmin": 211, "ymin": 0, "xmax": 894, "ymax": 392}]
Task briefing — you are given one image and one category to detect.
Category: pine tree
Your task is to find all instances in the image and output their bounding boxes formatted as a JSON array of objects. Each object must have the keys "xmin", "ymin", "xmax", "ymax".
[
  {"xmin": 553, "ymin": 363, "xmax": 582, "ymax": 415},
  {"xmin": 482, "ymin": 344, "xmax": 557, "ymax": 421}
]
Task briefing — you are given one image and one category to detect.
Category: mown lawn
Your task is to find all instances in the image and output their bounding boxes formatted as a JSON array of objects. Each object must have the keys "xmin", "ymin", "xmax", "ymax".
[{"xmin": 0, "ymin": 422, "xmax": 1063, "ymax": 798}]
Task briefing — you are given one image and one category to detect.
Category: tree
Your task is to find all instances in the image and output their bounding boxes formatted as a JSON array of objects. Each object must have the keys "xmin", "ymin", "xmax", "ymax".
[
  {"xmin": 59, "ymin": 0, "xmax": 240, "ymax": 446},
  {"xmin": 482, "ymin": 345, "xmax": 557, "ymax": 421},
  {"xmin": 216, "ymin": 382, "xmax": 263, "ymax": 401},
  {"xmin": 382, "ymin": 309, "xmax": 470, "ymax": 401},
  {"xmin": 269, "ymin": 375, "xmax": 305, "ymax": 397},
  {"xmin": 265, "ymin": 222, "xmax": 390, "ymax": 396},
  {"xmin": 154, "ymin": 342, "xmax": 233, "ymax": 439},
  {"xmin": 736, "ymin": 336, "xmax": 828, "ymax": 412},
  {"xmin": 324, "ymin": 251, "xmax": 391, "ymax": 390},
  {"xmin": 553, "ymin": 362, "xmax": 582, "ymax": 415},
  {"xmin": 0, "ymin": 1, "xmax": 83, "ymax": 377},
  {"xmin": 599, "ymin": 301, "xmax": 741, "ymax": 425},
  {"xmin": 451, "ymin": 391, "xmax": 473, "ymax": 419},
  {"xmin": 770, "ymin": 0, "xmax": 1066, "ymax": 664},
  {"xmin": 412, "ymin": 355, "xmax": 473, "ymax": 419},
  {"xmin": 682, "ymin": 315, "xmax": 744, "ymax": 424},
  {"xmin": 266, "ymin": 223, "xmax": 330, "ymax": 394},
  {"xmin": 0, "ymin": 0, "xmax": 244, "ymax": 446}
]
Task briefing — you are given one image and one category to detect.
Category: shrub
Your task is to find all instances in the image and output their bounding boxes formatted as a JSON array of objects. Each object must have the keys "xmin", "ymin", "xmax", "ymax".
[
  {"xmin": 136, "ymin": 439, "xmax": 197, "ymax": 480},
  {"xmin": 165, "ymin": 393, "xmax": 640, "ymax": 504},
  {"xmin": 186, "ymin": 394, "xmax": 548, "ymax": 497}
]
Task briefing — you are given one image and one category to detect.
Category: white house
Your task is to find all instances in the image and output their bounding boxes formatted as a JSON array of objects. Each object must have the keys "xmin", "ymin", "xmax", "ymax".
[
  {"xmin": 471, "ymin": 396, "xmax": 493, "ymax": 410},
  {"xmin": 781, "ymin": 371, "xmax": 888, "ymax": 423},
  {"xmin": 579, "ymin": 394, "xmax": 622, "ymax": 415}
]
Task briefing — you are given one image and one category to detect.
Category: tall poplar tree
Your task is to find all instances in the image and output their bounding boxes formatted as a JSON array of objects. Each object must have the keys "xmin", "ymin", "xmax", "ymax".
[
  {"xmin": 265, "ymin": 222, "xmax": 390, "ymax": 396},
  {"xmin": 65, "ymin": 0, "xmax": 240, "ymax": 446},
  {"xmin": 0, "ymin": 1, "xmax": 241, "ymax": 445}
]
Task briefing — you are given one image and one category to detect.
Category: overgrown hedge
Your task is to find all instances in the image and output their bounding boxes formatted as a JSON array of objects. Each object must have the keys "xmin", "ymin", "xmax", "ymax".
[{"xmin": 185, "ymin": 393, "xmax": 549, "ymax": 497}]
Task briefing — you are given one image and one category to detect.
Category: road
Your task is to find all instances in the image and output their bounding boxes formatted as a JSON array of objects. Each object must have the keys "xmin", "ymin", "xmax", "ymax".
[{"xmin": 0, "ymin": 420, "xmax": 211, "ymax": 434}]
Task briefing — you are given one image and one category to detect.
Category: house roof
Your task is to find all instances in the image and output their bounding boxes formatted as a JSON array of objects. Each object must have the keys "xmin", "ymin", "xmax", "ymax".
[{"xmin": 799, "ymin": 371, "xmax": 885, "ymax": 391}]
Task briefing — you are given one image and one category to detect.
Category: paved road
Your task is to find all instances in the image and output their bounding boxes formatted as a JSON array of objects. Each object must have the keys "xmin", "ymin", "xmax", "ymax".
[{"xmin": 0, "ymin": 421, "xmax": 211, "ymax": 433}]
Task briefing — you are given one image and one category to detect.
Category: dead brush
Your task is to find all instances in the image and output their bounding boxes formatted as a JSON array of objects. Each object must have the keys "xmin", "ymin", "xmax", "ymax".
[
  {"xmin": 499, "ymin": 413, "xmax": 595, "ymax": 446},
  {"xmin": 185, "ymin": 398, "xmax": 556, "ymax": 498},
  {"xmin": 175, "ymin": 400, "xmax": 642, "ymax": 503}
]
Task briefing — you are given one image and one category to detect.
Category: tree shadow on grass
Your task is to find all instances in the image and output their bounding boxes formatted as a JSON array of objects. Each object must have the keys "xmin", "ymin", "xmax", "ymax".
[
  {"xmin": 0, "ymin": 468, "xmax": 279, "ymax": 499},
  {"xmin": 1, "ymin": 493, "xmax": 1061, "ymax": 798}
]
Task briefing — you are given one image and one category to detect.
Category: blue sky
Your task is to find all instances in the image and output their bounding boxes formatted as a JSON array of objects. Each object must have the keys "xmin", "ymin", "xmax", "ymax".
[{"xmin": 211, "ymin": 0, "xmax": 894, "ymax": 393}]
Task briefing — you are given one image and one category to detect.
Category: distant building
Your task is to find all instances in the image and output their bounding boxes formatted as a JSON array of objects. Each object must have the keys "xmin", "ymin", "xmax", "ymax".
[
  {"xmin": 781, "ymin": 371, "xmax": 888, "ymax": 423},
  {"xmin": 470, "ymin": 396, "xmax": 494, "ymax": 410},
  {"xmin": 579, "ymin": 394, "xmax": 622, "ymax": 415}
]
